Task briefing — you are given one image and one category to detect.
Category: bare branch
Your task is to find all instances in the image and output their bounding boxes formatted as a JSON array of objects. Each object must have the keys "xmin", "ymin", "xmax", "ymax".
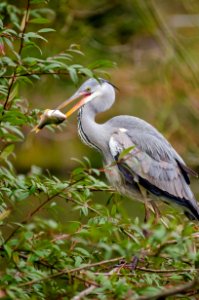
[
  {"xmin": 71, "ymin": 285, "xmax": 96, "ymax": 300},
  {"xmin": 135, "ymin": 277, "xmax": 199, "ymax": 300},
  {"xmin": 136, "ymin": 266, "xmax": 198, "ymax": 274}
]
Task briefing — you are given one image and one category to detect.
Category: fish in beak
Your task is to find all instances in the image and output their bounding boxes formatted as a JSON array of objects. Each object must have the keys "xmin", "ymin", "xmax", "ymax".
[
  {"xmin": 32, "ymin": 90, "xmax": 91, "ymax": 133},
  {"xmin": 32, "ymin": 109, "xmax": 66, "ymax": 133}
]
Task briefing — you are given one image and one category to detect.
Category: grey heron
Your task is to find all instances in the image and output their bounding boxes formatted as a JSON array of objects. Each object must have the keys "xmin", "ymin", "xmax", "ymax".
[{"xmin": 58, "ymin": 78, "xmax": 199, "ymax": 221}]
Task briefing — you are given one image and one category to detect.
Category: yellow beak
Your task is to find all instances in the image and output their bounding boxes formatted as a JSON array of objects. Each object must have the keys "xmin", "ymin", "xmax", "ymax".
[{"xmin": 56, "ymin": 91, "xmax": 91, "ymax": 118}]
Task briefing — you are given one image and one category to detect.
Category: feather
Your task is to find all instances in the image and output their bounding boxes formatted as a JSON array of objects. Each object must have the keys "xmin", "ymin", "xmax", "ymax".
[{"xmin": 108, "ymin": 128, "xmax": 199, "ymax": 220}]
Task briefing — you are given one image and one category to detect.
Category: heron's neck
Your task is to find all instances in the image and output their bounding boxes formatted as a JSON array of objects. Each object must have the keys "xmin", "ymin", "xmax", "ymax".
[{"xmin": 78, "ymin": 104, "xmax": 108, "ymax": 152}]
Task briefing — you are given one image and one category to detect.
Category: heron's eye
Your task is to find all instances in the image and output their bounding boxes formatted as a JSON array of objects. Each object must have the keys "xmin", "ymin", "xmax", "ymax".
[{"xmin": 85, "ymin": 87, "xmax": 91, "ymax": 92}]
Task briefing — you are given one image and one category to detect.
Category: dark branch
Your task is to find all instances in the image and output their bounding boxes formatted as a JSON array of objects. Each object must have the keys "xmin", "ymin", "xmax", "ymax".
[
  {"xmin": 3, "ymin": 0, "xmax": 30, "ymax": 110},
  {"xmin": 136, "ymin": 277, "xmax": 199, "ymax": 300},
  {"xmin": 1, "ymin": 71, "xmax": 70, "ymax": 79},
  {"xmin": 18, "ymin": 256, "xmax": 123, "ymax": 287},
  {"xmin": 4, "ymin": 179, "xmax": 83, "ymax": 243}
]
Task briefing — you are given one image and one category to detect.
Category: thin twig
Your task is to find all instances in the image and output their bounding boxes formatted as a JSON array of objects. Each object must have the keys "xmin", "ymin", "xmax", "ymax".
[
  {"xmin": 136, "ymin": 266, "xmax": 198, "ymax": 273},
  {"xmin": 1, "ymin": 71, "xmax": 70, "ymax": 79},
  {"xmin": 153, "ymin": 240, "xmax": 177, "ymax": 256},
  {"xmin": 18, "ymin": 0, "xmax": 30, "ymax": 55},
  {"xmin": 4, "ymin": 189, "xmax": 66, "ymax": 243},
  {"xmin": 71, "ymin": 265, "xmax": 121, "ymax": 300},
  {"xmin": 1, "ymin": 249, "xmax": 100, "ymax": 288},
  {"xmin": 4, "ymin": 179, "xmax": 82, "ymax": 243},
  {"xmin": 58, "ymin": 194, "xmax": 101, "ymax": 215},
  {"xmin": 4, "ymin": 175, "xmax": 112, "ymax": 243},
  {"xmin": 135, "ymin": 277, "xmax": 199, "ymax": 300},
  {"xmin": 3, "ymin": 0, "xmax": 30, "ymax": 110},
  {"xmin": 18, "ymin": 256, "xmax": 123, "ymax": 287},
  {"xmin": 71, "ymin": 285, "xmax": 96, "ymax": 300}
]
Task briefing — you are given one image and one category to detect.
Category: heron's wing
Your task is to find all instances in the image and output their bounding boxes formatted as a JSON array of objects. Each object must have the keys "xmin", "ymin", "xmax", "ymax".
[
  {"xmin": 108, "ymin": 116, "xmax": 198, "ymax": 179},
  {"xmin": 109, "ymin": 129, "xmax": 199, "ymax": 218},
  {"xmin": 127, "ymin": 131, "xmax": 198, "ymax": 181}
]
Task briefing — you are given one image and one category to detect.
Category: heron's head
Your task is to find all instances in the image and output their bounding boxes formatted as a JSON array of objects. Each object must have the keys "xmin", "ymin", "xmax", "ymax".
[{"xmin": 57, "ymin": 78, "xmax": 116, "ymax": 117}]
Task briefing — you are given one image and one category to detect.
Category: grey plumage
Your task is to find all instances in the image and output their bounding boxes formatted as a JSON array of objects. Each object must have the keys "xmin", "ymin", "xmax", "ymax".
[{"xmin": 66, "ymin": 78, "xmax": 199, "ymax": 220}]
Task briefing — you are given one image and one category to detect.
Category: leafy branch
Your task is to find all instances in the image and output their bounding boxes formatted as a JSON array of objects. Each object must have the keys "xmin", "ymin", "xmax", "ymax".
[
  {"xmin": 18, "ymin": 256, "xmax": 123, "ymax": 287},
  {"xmin": 3, "ymin": 0, "xmax": 30, "ymax": 110}
]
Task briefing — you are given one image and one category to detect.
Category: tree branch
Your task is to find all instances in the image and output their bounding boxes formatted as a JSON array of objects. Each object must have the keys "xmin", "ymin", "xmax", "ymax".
[
  {"xmin": 4, "ymin": 190, "xmax": 65, "ymax": 243},
  {"xmin": 135, "ymin": 277, "xmax": 199, "ymax": 300},
  {"xmin": 18, "ymin": 0, "xmax": 30, "ymax": 55},
  {"xmin": 18, "ymin": 256, "xmax": 123, "ymax": 287},
  {"xmin": 71, "ymin": 285, "xmax": 96, "ymax": 300},
  {"xmin": 136, "ymin": 266, "xmax": 198, "ymax": 274},
  {"xmin": 4, "ymin": 176, "xmax": 107, "ymax": 243},
  {"xmin": 4, "ymin": 179, "xmax": 82, "ymax": 243},
  {"xmin": 1, "ymin": 71, "xmax": 70, "ymax": 79},
  {"xmin": 0, "ymin": 247, "xmax": 100, "ymax": 290},
  {"xmin": 3, "ymin": 0, "xmax": 30, "ymax": 110}
]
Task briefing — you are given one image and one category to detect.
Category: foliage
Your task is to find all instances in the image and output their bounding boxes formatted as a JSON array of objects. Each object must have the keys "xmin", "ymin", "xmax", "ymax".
[{"xmin": 0, "ymin": 1, "xmax": 199, "ymax": 299}]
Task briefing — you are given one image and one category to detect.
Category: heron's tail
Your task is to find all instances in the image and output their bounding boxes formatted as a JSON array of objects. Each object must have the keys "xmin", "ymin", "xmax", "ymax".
[{"xmin": 183, "ymin": 198, "xmax": 199, "ymax": 221}]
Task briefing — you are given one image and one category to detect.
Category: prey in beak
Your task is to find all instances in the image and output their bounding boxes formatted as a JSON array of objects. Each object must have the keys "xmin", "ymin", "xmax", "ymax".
[
  {"xmin": 32, "ymin": 109, "xmax": 66, "ymax": 133},
  {"xmin": 32, "ymin": 90, "xmax": 91, "ymax": 133}
]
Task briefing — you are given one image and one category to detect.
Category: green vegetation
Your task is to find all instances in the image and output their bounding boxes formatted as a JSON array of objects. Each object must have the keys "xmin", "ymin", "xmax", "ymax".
[{"xmin": 0, "ymin": 1, "xmax": 199, "ymax": 299}]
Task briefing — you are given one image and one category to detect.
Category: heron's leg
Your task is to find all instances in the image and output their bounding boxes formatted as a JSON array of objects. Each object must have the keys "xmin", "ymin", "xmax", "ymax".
[
  {"xmin": 138, "ymin": 184, "xmax": 152, "ymax": 223},
  {"xmin": 150, "ymin": 201, "xmax": 161, "ymax": 224},
  {"xmin": 136, "ymin": 184, "xmax": 153, "ymax": 238},
  {"xmin": 144, "ymin": 200, "xmax": 151, "ymax": 223}
]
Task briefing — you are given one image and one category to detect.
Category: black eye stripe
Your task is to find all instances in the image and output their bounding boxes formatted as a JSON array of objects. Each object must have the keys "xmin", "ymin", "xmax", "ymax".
[{"xmin": 99, "ymin": 78, "xmax": 119, "ymax": 91}]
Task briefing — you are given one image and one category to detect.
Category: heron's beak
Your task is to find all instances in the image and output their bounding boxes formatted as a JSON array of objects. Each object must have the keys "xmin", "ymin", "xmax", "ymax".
[{"xmin": 56, "ymin": 91, "xmax": 91, "ymax": 118}]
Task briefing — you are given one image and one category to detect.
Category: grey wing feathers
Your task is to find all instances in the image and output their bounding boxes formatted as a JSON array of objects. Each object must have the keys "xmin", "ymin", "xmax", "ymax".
[
  {"xmin": 109, "ymin": 128, "xmax": 199, "ymax": 219},
  {"xmin": 108, "ymin": 116, "xmax": 185, "ymax": 164}
]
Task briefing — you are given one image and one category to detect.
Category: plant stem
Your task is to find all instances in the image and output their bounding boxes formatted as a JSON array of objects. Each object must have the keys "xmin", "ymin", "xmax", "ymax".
[
  {"xmin": 135, "ymin": 277, "xmax": 199, "ymax": 300},
  {"xmin": 3, "ymin": 0, "xmax": 30, "ymax": 110},
  {"xmin": 18, "ymin": 256, "xmax": 123, "ymax": 287}
]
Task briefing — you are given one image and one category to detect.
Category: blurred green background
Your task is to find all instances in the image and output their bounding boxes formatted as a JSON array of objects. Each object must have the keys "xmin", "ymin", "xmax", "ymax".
[{"xmin": 11, "ymin": 0, "xmax": 199, "ymax": 194}]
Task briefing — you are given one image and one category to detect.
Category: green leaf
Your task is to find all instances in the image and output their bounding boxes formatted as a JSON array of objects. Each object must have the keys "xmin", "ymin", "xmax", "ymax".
[
  {"xmin": 4, "ymin": 244, "xmax": 12, "ymax": 259},
  {"xmin": 68, "ymin": 67, "xmax": 78, "ymax": 84},
  {"xmin": 74, "ymin": 255, "xmax": 83, "ymax": 267},
  {"xmin": 22, "ymin": 57, "xmax": 38, "ymax": 65},
  {"xmin": 38, "ymin": 28, "xmax": 56, "ymax": 33},
  {"xmin": 75, "ymin": 247, "xmax": 90, "ymax": 257},
  {"xmin": 1, "ymin": 56, "xmax": 16, "ymax": 67},
  {"xmin": 17, "ymin": 76, "xmax": 34, "ymax": 86},
  {"xmin": 0, "ymin": 144, "xmax": 15, "ymax": 160},
  {"xmin": 4, "ymin": 37, "xmax": 14, "ymax": 50},
  {"xmin": 81, "ymin": 205, "xmax": 88, "ymax": 216},
  {"xmin": 88, "ymin": 59, "xmax": 116, "ymax": 70},
  {"xmin": 16, "ymin": 190, "xmax": 30, "ymax": 201},
  {"xmin": 30, "ymin": 18, "xmax": 50, "ymax": 24},
  {"xmin": 0, "ymin": 209, "xmax": 11, "ymax": 221},
  {"xmin": 79, "ymin": 67, "xmax": 93, "ymax": 77},
  {"xmin": 0, "ymin": 18, "xmax": 3, "ymax": 29},
  {"xmin": 7, "ymin": 126, "xmax": 24, "ymax": 139},
  {"xmin": 30, "ymin": 0, "xmax": 48, "ymax": 4},
  {"xmin": 24, "ymin": 32, "xmax": 47, "ymax": 42},
  {"xmin": 118, "ymin": 146, "xmax": 135, "ymax": 160}
]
